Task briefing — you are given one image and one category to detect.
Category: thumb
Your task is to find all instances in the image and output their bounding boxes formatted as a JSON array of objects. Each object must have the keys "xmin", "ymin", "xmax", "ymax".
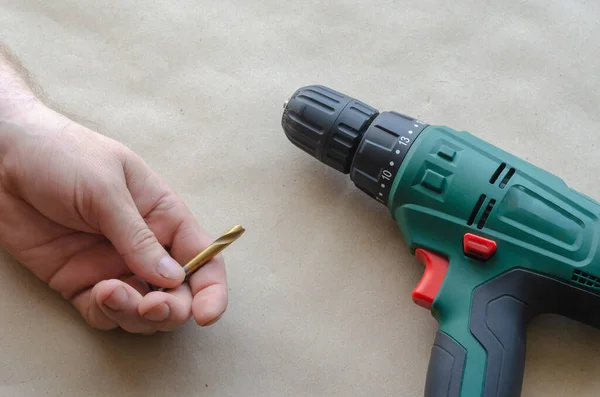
[{"xmin": 97, "ymin": 187, "xmax": 185, "ymax": 288}]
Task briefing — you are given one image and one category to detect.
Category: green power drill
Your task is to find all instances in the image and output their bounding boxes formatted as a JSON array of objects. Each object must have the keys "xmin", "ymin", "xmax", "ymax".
[{"xmin": 281, "ymin": 85, "xmax": 600, "ymax": 397}]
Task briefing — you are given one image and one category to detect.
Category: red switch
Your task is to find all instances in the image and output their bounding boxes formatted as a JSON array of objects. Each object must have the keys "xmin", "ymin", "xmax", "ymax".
[
  {"xmin": 463, "ymin": 233, "xmax": 497, "ymax": 260},
  {"xmin": 412, "ymin": 249, "xmax": 449, "ymax": 311}
]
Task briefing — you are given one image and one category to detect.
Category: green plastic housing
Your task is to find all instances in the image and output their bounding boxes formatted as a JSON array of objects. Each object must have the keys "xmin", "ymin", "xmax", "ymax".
[{"xmin": 388, "ymin": 124, "xmax": 600, "ymax": 397}]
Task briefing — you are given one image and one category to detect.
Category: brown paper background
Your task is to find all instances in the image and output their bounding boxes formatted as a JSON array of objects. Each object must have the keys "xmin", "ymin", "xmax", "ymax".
[{"xmin": 2, "ymin": 1, "xmax": 600, "ymax": 396}]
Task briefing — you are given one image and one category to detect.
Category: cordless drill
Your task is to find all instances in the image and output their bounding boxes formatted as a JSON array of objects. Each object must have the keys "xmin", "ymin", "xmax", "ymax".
[{"xmin": 281, "ymin": 85, "xmax": 600, "ymax": 397}]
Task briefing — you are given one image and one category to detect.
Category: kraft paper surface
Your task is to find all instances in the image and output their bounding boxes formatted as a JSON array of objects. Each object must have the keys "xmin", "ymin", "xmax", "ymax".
[{"xmin": 1, "ymin": 1, "xmax": 600, "ymax": 396}]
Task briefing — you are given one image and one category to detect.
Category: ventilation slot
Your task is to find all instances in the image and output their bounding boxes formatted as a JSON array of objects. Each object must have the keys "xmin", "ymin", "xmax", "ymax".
[
  {"xmin": 467, "ymin": 194, "xmax": 486, "ymax": 226},
  {"xmin": 499, "ymin": 168, "xmax": 516, "ymax": 189},
  {"xmin": 477, "ymin": 199, "xmax": 496, "ymax": 229},
  {"xmin": 572, "ymin": 269, "xmax": 600, "ymax": 291},
  {"xmin": 489, "ymin": 163, "xmax": 506, "ymax": 184}
]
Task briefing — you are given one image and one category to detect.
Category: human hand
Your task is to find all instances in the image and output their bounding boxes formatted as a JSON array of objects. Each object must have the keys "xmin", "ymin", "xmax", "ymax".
[{"xmin": 0, "ymin": 105, "xmax": 228, "ymax": 334}]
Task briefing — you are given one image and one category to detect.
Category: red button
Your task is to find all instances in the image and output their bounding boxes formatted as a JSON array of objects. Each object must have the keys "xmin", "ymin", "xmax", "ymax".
[
  {"xmin": 412, "ymin": 249, "xmax": 449, "ymax": 311},
  {"xmin": 463, "ymin": 233, "xmax": 497, "ymax": 260}
]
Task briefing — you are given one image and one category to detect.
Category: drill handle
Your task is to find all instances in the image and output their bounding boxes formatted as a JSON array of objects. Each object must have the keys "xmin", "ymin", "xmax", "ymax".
[
  {"xmin": 423, "ymin": 331, "xmax": 468, "ymax": 397},
  {"xmin": 424, "ymin": 294, "xmax": 529, "ymax": 397},
  {"xmin": 424, "ymin": 268, "xmax": 600, "ymax": 397}
]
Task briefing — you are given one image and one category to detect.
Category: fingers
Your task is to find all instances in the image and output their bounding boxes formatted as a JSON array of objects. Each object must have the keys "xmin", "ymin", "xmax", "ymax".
[
  {"xmin": 48, "ymin": 239, "xmax": 128, "ymax": 300},
  {"xmin": 72, "ymin": 278, "xmax": 194, "ymax": 334},
  {"xmin": 189, "ymin": 255, "xmax": 228, "ymax": 326},
  {"xmin": 93, "ymin": 279, "xmax": 156, "ymax": 334},
  {"xmin": 138, "ymin": 283, "xmax": 193, "ymax": 331},
  {"xmin": 147, "ymin": 204, "xmax": 229, "ymax": 326},
  {"xmin": 191, "ymin": 279, "xmax": 228, "ymax": 326},
  {"xmin": 122, "ymin": 153, "xmax": 229, "ymax": 326},
  {"xmin": 71, "ymin": 288, "xmax": 118, "ymax": 331},
  {"xmin": 96, "ymin": 186, "xmax": 185, "ymax": 289}
]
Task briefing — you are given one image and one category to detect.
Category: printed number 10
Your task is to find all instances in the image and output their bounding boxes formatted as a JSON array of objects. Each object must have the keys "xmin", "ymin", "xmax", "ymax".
[{"xmin": 382, "ymin": 169, "xmax": 392, "ymax": 181}]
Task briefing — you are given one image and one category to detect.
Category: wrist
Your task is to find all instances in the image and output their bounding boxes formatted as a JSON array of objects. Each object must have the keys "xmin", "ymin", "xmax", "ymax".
[
  {"xmin": 0, "ymin": 91, "xmax": 72, "ymax": 139},
  {"xmin": 0, "ymin": 101, "xmax": 61, "ymax": 145},
  {"xmin": 0, "ymin": 51, "xmax": 36, "ymax": 120},
  {"xmin": 0, "ymin": 102, "xmax": 70, "ymax": 197},
  {"xmin": 0, "ymin": 95, "xmax": 68, "ymax": 174},
  {"xmin": 0, "ymin": 44, "xmax": 68, "ymax": 134}
]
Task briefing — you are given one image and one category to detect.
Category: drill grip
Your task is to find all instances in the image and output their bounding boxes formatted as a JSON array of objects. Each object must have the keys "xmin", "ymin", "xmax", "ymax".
[
  {"xmin": 424, "ymin": 297, "xmax": 529, "ymax": 397},
  {"xmin": 424, "ymin": 268, "xmax": 600, "ymax": 397},
  {"xmin": 423, "ymin": 332, "xmax": 467, "ymax": 397}
]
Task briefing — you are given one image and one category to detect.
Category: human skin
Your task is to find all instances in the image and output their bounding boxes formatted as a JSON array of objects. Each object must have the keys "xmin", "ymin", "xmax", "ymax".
[{"xmin": 0, "ymin": 43, "xmax": 228, "ymax": 334}]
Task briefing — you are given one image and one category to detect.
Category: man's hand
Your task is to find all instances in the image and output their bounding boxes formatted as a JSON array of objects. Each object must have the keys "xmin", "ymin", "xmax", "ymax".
[{"xmin": 0, "ymin": 45, "xmax": 228, "ymax": 334}]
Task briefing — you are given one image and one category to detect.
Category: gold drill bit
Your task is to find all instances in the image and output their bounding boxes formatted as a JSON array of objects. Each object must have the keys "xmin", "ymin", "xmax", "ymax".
[
  {"xmin": 149, "ymin": 225, "xmax": 245, "ymax": 292},
  {"xmin": 182, "ymin": 224, "xmax": 245, "ymax": 276}
]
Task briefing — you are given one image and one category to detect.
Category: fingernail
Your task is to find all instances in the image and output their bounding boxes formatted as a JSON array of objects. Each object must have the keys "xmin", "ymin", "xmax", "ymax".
[
  {"xmin": 157, "ymin": 255, "xmax": 183, "ymax": 280},
  {"xmin": 103, "ymin": 286, "xmax": 128, "ymax": 311},
  {"xmin": 142, "ymin": 303, "xmax": 170, "ymax": 322},
  {"xmin": 202, "ymin": 314, "xmax": 223, "ymax": 327}
]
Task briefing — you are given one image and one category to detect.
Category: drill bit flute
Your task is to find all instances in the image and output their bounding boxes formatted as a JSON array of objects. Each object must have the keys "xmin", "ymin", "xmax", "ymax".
[{"xmin": 148, "ymin": 225, "xmax": 245, "ymax": 292}]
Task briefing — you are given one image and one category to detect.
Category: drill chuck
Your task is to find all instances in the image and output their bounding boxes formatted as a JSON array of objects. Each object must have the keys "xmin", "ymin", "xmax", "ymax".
[{"xmin": 282, "ymin": 85, "xmax": 428, "ymax": 205}]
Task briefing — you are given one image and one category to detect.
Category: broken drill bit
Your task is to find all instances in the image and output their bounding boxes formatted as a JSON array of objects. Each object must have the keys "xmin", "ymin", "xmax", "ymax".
[{"xmin": 149, "ymin": 225, "xmax": 245, "ymax": 292}]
